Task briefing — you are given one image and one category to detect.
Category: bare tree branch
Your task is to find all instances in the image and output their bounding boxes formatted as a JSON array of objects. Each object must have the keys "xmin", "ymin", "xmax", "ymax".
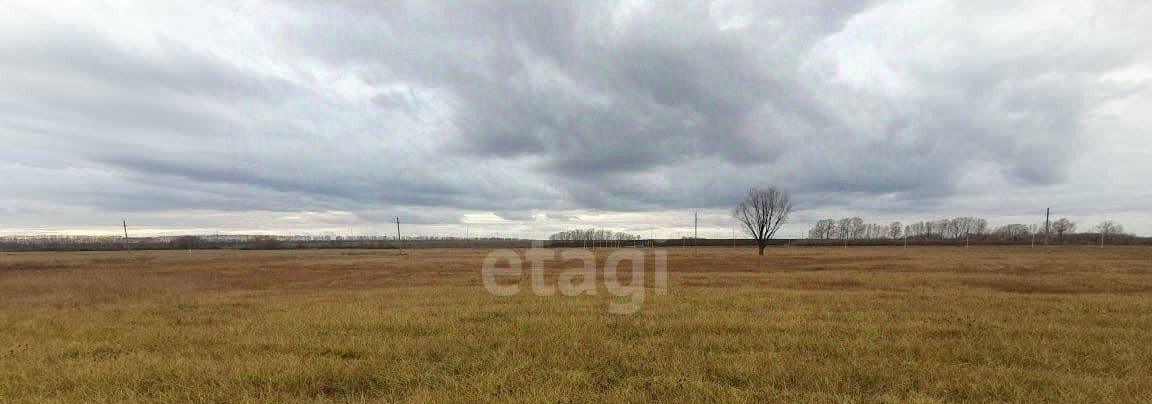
[{"xmin": 732, "ymin": 186, "xmax": 793, "ymax": 256}]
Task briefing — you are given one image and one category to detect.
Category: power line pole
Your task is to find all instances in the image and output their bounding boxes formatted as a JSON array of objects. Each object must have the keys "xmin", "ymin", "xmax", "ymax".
[
  {"xmin": 395, "ymin": 217, "xmax": 404, "ymax": 255},
  {"xmin": 693, "ymin": 211, "xmax": 698, "ymax": 255},
  {"xmin": 122, "ymin": 220, "xmax": 130, "ymax": 252},
  {"xmin": 1044, "ymin": 208, "xmax": 1051, "ymax": 246}
]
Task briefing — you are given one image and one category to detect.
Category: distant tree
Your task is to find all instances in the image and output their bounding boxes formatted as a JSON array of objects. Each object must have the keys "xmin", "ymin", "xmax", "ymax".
[
  {"xmin": 244, "ymin": 236, "xmax": 282, "ymax": 250},
  {"xmin": 733, "ymin": 187, "xmax": 793, "ymax": 256},
  {"xmin": 972, "ymin": 218, "xmax": 989, "ymax": 235},
  {"xmin": 833, "ymin": 217, "xmax": 865, "ymax": 239},
  {"xmin": 1094, "ymin": 221, "xmax": 1125, "ymax": 247},
  {"xmin": 933, "ymin": 219, "xmax": 950, "ymax": 239},
  {"xmin": 888, "ymin": 222, "xmax": 903, "ymax": 239},
  {"xmin": 1095, "ymin": 221, "xmax": 1124, "ymax": 235},
  {"xmin": 946, "ymin": 218, "xmax": 964, "ymax": 239},
  {"xmin": 1052, "ymin": 218, "xmax": 1076, "ymax": 241},
  {"xmin": 836, "ymin": 218, "xmax": 853, "ymax": 239},
  {"xmin": 808, "ymin": 219, "xmax": 836, "ymax": 240},
  {"xmin": 171, "ymin": 235, "xmax": 202, "ymax": 250},
  {"xmin": 994, "ymin": 224, "xmax": 1031, "ymax": 238},
  {"xmin": 849, "ymin": 218, "xmax": 866, "ymax": 239}
]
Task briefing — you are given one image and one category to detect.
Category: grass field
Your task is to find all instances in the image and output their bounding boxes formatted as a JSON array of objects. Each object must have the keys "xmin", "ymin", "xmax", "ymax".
[{"xmin": 2, "ymin": 246, "xmax": 1151, "ymax": 403}]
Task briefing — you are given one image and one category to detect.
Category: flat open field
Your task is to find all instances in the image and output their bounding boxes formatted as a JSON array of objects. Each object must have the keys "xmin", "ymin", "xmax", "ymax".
[{"xmin": 2, "ymin": 247, "xmax": 1151, "ymax": 403}]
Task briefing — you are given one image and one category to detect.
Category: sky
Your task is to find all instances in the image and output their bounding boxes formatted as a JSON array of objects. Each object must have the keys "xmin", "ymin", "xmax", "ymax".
[{"xmin": 1, "ymin": 0, "xmax": 1151, "ymax": 239}]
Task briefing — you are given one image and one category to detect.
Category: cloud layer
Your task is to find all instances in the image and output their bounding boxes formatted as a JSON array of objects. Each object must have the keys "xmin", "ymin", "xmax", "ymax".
[{"xmin": 2, "ymin": 0, "xmax": 1150, "ymax": 236}]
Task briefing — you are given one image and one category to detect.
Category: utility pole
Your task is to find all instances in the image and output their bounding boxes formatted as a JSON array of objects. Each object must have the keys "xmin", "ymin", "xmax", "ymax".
[
  {"xmin": 1044, "ymin": 208, "xmax": 1051, "ymax": 246},
  {"xmin": 693, "ymin": 211, "xmax": 698, "ymax": 255},
  {"xmin": 122, "ymin": 220, "xmax": 130, "ymax": 252},
  {"xmin": 395, "ymin": 217, "xmax": 404, "ymax": 255}
]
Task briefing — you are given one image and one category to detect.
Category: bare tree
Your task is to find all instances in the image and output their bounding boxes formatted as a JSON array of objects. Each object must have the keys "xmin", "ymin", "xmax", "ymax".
[
  {"xmin": 994, "ymin": 224, "xmax": 1031, "ymax": 238},
  {"xmin": 808, "ymin": 219, "xmax": 836, "ymax": 240},
  {"xmin": 1096, "ymin": 221, "xmax": 1124, "ymax": 235},
  {"xmin": 836, "ymin": 218, "xmax": 853, "ymax": 240},
  {"xmin": 888, "ymin": 222, "xmax": 903, "ymax": 239},
  {"xmin": 1095, "ymin": 221, "xmax": 1124, "ymax": 247},
  {"xmin": 1051, "ymin": 218, "xmax": 1076, "ymax": 242},
  {"xmin": 972, "ymin": 218, "xmax": 989, "ymax": 236},
  {"xmin": 849, "ymin": 218, "xmax": 865, "ymax": 239},
  {"xmin": 733, "ymin": 187, "xmax": 793, "ymax": 256}
]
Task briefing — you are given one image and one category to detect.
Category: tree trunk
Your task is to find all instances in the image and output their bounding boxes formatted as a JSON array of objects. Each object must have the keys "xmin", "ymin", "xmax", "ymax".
[{"xmin": 757, "ymin": 243, "xmax": 766, "ymax": 256}]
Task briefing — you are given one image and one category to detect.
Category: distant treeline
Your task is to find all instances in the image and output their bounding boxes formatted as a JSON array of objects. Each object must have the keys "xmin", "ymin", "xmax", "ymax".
[
  {"xmin": 807, "ymin": 217, "xmax": 1137, "ymax": 245},
  {"xmin": 548, "ymin": 229, "xmax": 643, "ymax": 241},
  {"xmin": 544, "ymin": 228, "xmax": 651, "ymax": 248},
  {"xmin": 0, "ymin": 234, "xmax": 527, "ymax": 252},
  {"xmin": 1, "ymin": 219, "xmax": 1147, "ymax": 252}
]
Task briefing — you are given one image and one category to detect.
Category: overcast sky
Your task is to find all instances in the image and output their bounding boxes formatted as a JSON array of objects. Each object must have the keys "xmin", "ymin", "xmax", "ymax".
[{"xmin": 2, "ymin": 0, "xmax": 1151, "ymax": 238}]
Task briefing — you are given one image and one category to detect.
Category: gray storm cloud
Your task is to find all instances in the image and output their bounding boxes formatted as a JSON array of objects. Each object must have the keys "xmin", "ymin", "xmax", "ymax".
[{"xmin": 0, "ymin": 0, "xmax": 1150, "ymax": 235}]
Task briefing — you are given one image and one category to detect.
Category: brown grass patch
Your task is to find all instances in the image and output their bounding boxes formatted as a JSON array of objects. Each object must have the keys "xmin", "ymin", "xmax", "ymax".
[
  {"xmin": 1, "ymin": 246, "xmax": 1151, "ymax": 402},
  {"xmin": 0, "ymin": 260, "xmax": 68, "ymax": 272}
]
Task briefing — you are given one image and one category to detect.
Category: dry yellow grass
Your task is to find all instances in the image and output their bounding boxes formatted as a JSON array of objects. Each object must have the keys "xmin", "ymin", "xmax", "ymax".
[{"xmin": 2, "ymin": 247, "xmax": 1151, "ymax": 403}]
